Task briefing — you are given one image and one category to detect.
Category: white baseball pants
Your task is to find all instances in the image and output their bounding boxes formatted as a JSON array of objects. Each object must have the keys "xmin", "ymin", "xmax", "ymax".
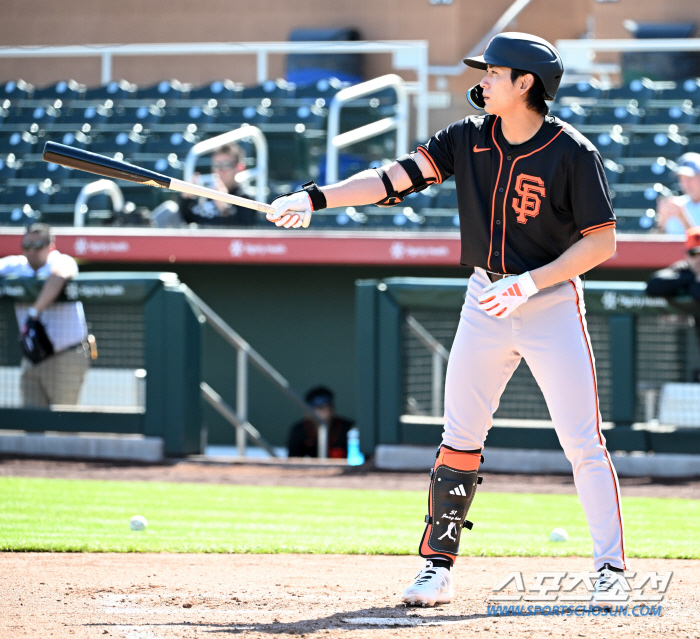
[{"xmin": 442, "ymin": 267, "xmax": 626, "ymax": 570}]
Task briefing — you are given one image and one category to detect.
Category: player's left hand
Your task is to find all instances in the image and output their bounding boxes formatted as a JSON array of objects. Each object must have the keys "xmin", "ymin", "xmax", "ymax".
[
  {"xmin": 267, "ymin": 191, "xmax": 313, "ymax": 229},
  {"xmin": 477, "ymin": 272, "xmax": 539, "ymax": 318}
]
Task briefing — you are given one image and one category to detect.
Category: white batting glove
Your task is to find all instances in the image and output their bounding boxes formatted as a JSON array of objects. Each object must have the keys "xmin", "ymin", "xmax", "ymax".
[
  {"xmin": 266, "ymin": 191, "xmax": 313, "ymax": 229},
  {"xmin": 477, "ymin": 272, "xmax": 539, "ymax": 318}
]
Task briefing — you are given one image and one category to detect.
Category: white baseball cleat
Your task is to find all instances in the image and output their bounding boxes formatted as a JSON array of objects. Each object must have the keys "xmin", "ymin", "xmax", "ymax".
[
  {"xmin": 591, "ymin": 563, "xmax": 624, "ymax": 608},
  {"xmin": 401, "ymin": 560, "xmax": 453, "ymax": 607}
]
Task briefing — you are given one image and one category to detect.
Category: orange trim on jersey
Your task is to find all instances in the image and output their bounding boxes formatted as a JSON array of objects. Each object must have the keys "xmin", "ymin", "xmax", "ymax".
[
  {"xmin": 416, "ymin": 146, "xmax": 443, "ymax": 185},
  {"xmin": 487, "ymin": 117, "xmax": 504, "ymax": 271},
  {"xmin": 501, "ymin": 128, "xmax": 565, "ymax": 272},
  {"xmin": 581, "ymin": 221, "xmax": 617, "ymax": 237},
  {"xmin": 567, "ymin": 279, "xmax": 627, "ymax": 569}
]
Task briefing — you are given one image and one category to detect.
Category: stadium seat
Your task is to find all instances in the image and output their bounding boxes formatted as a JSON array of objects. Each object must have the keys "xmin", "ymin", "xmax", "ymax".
[
  {"xmin": 554, "ymin": 104, "xmax": 587, "ymax": 125},
  {"xmin": 622, "ymin": 158, "xmax": 678, "ymax": 185},
  {"xmin": 266, "ymin": 134, "xmax": 311, "ymax": 181},
  {"xmin": 32, "ymin": 80, "xmax": 85, "ymax": 101},
  {"xmin": 59, "ymin": 103, "xmax": 112, "ymax": 126},
  {"xmin": 91, "ymin": 129, "xmax": 148, "ymax": 156},
  {"xmin": 48, "ymin": 129, "xmax": 92, "ymax": 151},
  {"xmin": 188, "ymin": 79, "xmax": 242, "ymax": 100},
  {"xmin": 83, "ymin": 80, "xmax": 137, "ymax": 101},
  {"xmin": 21, "ymin": 181, "xmax": 54, "ymax": 207},
  {"xmin": 0, "ymin": 131, "xmax": 36, "ymax": 155},
  {"xmin": 160, "ymin": 103, "xmax": 218, "ymax": 126},
  {"xmin": 0, "ymin": 155, "xmax": 19, "ymax": 180},
  {"xmin": 51, "ymin": 185, "xmax": 82, "ymax": 205},
  {"xmin": 594, "ymin": 130, "xmax": 629, "ymax": 159},
  {"xmin": 403, "ymin": 188, "xmax": 439, "ymax": 211},
  {"xmin": 2, "ymin": 106, "xmax": 59, "ymax": 127},
  {"xmin": 143, "ymin": 127, "xmax": 198, "ymax": 155},
  {"xmin": 136, "ymin": 80, "xmax": 189, "ymax": 100},
  {"xmin": 150, "ymin": 155, "xmax": 183, "ymax": 179},
  {"xmin": 435, "ymin": 186, "xmax": 459, "ymax": 209},
  {"xmin": 294, "ymin": 77, "xmax": 349, "ymax": 100},
  {"xmin": 606, "ymin": 78, "xmax": 656, "ymax": 102},
  {"xmin": 657, "ymin": 78, "xmax": 700, "ymax": 102},
  {"xmin": 611, "ymin": 184, "xmax": 669, "ymax": 209},
  {"xmin": 644, "ymin": 104, "xmax": 697, "ymax": 125},
  {"xmin": 629, "ymin": 131, "xmax": 688, "ymax": 159},
  {"xmin": 19, "ymin": 161, "xmax": 73, "ymax": 181},
  {"xmin": 602, "ymin": 159, "xmax": 625, "ymax": 185},
  {"xmin": 588, "ymin": 105, "xmax": 643, "ymax": 126},
  {"xmin": 110, "ymin": 104, "xmax": 164, "ymax": 127},
  {"xmin": 240, "ymin": 79, "xmax": 295, "ymax": 99},
  {"xmin": 268, "ymin": 105, "xmax": 327, "ymax": 128},
  {"xmin": 555, "ymin": 81, "xmax": 602, "ymax": 100},
  {"xmin": 1, "ymin": 80, "xmax": 33, "ymax": 99},
  {"xmin": 216, "ymin": 105, "xmax": 266, "ymax": 127}
]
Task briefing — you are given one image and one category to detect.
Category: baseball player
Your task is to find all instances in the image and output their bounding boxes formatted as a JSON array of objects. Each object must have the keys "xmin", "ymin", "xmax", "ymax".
[{"xmin": 268, "ymin": 32, "xmax": 625, "ymax": 607}]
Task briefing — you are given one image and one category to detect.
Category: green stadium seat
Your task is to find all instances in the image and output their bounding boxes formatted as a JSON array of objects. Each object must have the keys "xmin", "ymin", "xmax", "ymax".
[
  {"xmin": 136, "ymin": 80, "xmax": 188, "ymax": 100},
  {"xmin": 0, "ymin": 131, "xmax": 36, "ymax": 155},
  {"xmin": 32, "ymin": 80, "xmax": 85, "ymax": 101},
  {"xmin": 150, "ymin": 155, "xmax": 184, "ymax": 179},
  {"xmin": 160, "ymin": 103, "xmax": 218, "ymax": 126},
  {"xmin": 606, "ymin": 78, "xmax": 656, "ymax": 102},
  {"xmin": 216, "ymin": 105, "xmax": 265, "ymax": 127},
  {"xmin": 629, "ymin": 131, "xmax": 688, "ymax": 158},
  {"xmin": 0, "ymin": 155, "xmax": 19, "ymax": 180},
  {"xmin": 553, "ymin": 104, "xmax": 588, "ymax": 125},
  {"xmin": 268, "ymin": 105, "xmax": 327, "ymax": 128},
  {"xmin": 643, "ymin": 104, "xmax": 697, "ymax": 125},
  {"xmin": 588, "ymin": 105, "xmax": 643, "ymax": 126},
  {"xmin": 51, "ymin": 185, "xmax": 82, "ymax": 205},
  {"xmin": 143, "ymin": 128, "xmax": 198, "ymax": 155},
  {"xmin": 48, "ymin": 130, "xmax": 92, "ymax": 151},
  {"xmin": 3, "ymin": 106, "xmax": 59, "ymax": 127},
  {"xmin": 111, "ymin": 104, "xmax": 164, "ymax": 127},
  {"xmin": 611, "ymin": 185, "xmax": 669, "ymax": 210},
  {"xmin": 657, "ymin": 78, "xmax": 700, "ymax": 102},
  {"xmin": 622, "ymin": 158, "xmax": 677, "ymax": 185},
  {"xmin": 83, "ymin": 80, "xmax": 137, "ymax": 101},
  {"xmin": 556, "ymin": 81, "xmax": 602, "ymax": 100},
  {"xmin": 594, "ymin": 131, "xmax": 629, "ymax": 159},
  {"xmin": 59, "ymin": 103, "xmax": 112, "ymax": 126},
  {"xmin": 603, "ymin": 159, "xmax": 625, "ymax": 185},
  {"xmin": 91, "ymin": 129, "xmax": 148, "ymax": 156},
  {"xmin": 240, "ymin": 79, "xmax": 295, "ymax": 99}
]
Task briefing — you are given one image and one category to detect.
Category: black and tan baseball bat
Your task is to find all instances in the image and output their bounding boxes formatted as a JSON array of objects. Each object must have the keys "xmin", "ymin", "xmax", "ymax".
[{"xmin": 42, "ymin": 141, "xmax": 275, "ymax": 215}]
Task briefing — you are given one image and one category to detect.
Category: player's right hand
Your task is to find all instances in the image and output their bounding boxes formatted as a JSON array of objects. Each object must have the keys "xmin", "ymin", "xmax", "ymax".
[{"xmin": 267, "ymin": 191, "xmax": 313, "ymax": 229}]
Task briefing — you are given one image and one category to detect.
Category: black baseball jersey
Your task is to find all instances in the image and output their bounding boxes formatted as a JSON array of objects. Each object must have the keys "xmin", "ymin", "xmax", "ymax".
[{"xmin": 417, "ymin": 114, "xmax": 616, "ymax": 274}]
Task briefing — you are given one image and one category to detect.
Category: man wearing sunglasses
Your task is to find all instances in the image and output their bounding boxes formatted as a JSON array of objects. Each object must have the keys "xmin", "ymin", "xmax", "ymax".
[
  {"xmin": 178, "ymin": 143, "xmax": 256, "ymax": 227},
  {"xmin": 656, "ymin": 153, "xmax": 700, "ymax": 234},
  {"xmin": 0, "ymin": 223, "xmax": 89, "ymax": 407}
]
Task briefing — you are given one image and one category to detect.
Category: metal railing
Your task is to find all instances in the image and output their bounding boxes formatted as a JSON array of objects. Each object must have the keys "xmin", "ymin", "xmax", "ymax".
[
  {"xmin": 182, "ymin": 285, "xmax": 329, "ymax": 458},
  {"xmin": 183, "ymin": 126, "xmax": 268, "ymax": 205},
  {"xmin": 0, "ymin": 40, "xmax": 429, "ymax": 141},
  {"xmin": 74, "ymin": 179, "xmax": 124, "ymax": 227},
  {"xmin": 325, "ymin": 74, "xmax": 408, "ymax": 185},
  {"xmin": 406, "ymin": 315, "xmax": 449, "ymax": 417}
]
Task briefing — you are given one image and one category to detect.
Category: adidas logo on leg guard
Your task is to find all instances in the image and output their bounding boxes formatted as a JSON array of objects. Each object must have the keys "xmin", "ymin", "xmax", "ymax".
[{"xmin": 419, "ymin": 446, "xmax": 483, "ymax": 562}]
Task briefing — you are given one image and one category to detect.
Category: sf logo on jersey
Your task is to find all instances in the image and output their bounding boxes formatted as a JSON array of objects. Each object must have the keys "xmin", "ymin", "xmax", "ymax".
[{"xmin": 512, "ymin": 174, "xmax": 546, "ymax": 224}]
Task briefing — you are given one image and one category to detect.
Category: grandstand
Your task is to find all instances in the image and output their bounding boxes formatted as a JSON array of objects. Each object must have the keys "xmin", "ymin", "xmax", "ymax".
[{"xmin": 0, "ymin": 70, "xmax": 698, "ymax": 232}]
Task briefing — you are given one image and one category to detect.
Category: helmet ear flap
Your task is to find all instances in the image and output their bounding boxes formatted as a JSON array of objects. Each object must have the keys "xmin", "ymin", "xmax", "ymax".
[{"xmin": 467, "ymin": 84, "xmax": 486, "ymax": 110}]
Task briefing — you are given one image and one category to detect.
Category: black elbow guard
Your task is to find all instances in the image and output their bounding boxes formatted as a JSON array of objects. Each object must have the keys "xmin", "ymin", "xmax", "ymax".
[{"xmin": 374, "ymin": 152, "xmax": 436, "ymax": 207}]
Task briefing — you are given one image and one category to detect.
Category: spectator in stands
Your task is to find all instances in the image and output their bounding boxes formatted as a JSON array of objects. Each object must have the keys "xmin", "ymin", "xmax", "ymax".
[
  {"xmin": 647, "ymin": 226, "xmax": 700, "ymax": 303},
  {"xmin": 178, "ymin": 143, "xmax": 257, "ymax": 227},
  {"xmin": 287, "ymin": 386, "xmax": 354, "ymax": 458},
  {"xmin": 0, "ymin": 224, "xmax": 90, "ymax": 407},
  {"xmin": 656, "ymin": 152, "xmax": 700, "ymax": 234}
]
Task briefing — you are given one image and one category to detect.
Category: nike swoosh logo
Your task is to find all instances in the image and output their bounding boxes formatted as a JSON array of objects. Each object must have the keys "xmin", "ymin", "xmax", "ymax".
[{"xmin": 473, "ymin": 145, "xmax": 490, "ymax": 153}]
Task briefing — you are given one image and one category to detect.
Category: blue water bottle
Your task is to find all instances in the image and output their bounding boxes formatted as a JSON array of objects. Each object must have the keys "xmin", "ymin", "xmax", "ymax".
[{"xmin": 347, "ymin": 427, "xmax": 365, "ymax": 466}]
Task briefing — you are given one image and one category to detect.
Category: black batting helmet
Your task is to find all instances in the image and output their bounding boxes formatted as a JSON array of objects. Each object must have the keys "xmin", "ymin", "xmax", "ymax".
[{"xmin": 463, "ymin": 32, "xmax": 564, "ymax": 101}]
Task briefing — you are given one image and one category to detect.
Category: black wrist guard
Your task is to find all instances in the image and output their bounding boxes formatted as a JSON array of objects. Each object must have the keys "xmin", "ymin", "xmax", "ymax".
[{"xmin": 302, "ymin": 181, "xmax": 327, "ymax": 211}]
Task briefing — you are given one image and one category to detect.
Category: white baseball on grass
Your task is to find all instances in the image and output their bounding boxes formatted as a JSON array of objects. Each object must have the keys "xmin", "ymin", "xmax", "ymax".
[
  {"xmin": 549, "ymin": 527, "xmax": 568, "ymax": 542},
  {"xmin": 130, "ymin": 515, "xmax": 148, "ymax": 531}
]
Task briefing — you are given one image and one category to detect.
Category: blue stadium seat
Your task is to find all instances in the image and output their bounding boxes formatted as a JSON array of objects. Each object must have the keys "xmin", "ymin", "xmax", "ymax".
[
  {"xmin": 143, "ymin": 128, "xmax": 198, "ymax": 155},
  {"xmin": 294, "ymin": 77, "xmax": 349, "ymax": 100},
  {"xmin": 32, "ymin": 80, "xmax": 85, "ymax": 101},
  {"xmin": 150, "ymin": 155, "xmax": 183, "ymax": 179},
  {"xmin": 216, "ymin": 105, "xmax": 266, "ymax": 127},
  {"xmin": 0, "ymin": 155, "xmax": 19, "ymax": 180},
  {"xmin": 611, "ymin": 185, "xmax": 668, "ymax": 210},
  {"xmin": 111, "ymin": 104, "xmax": 164, "ymax": 127},
  {"xmin": 644, "ymin": 104, "xmax": 697, "ymax": 125},
  {"xmin": 629, "ymin": 131, "xmax": 688, "ymax": 158},
  {"xmin": 59, "ymin": 103, "xmax": 112, "ymax": 126},
  {"xmin": 18, "ymin": 161, "xmax": 73, "ymax": 181},
  {"xmin": 588, "ymin": 105, "xmax": 643, "ymax": 126},
  {"xmin": 3, "ymin": 106, "xmax": 59, "ymax": 127},
  {"xmin": 0, "ymin": 131, "xmax": 36, "ymax": 155},
  {"xmin": 91, "ymin": 129, "xmax": 148, "ymax": 156},
  {"xmin": 556, "ymin": 81, "xmax": 601, "ymax": 101},
  {"xmin": 240, "ymin": 79, "xmax": 295, "ymax": 99},
  {"xmin": 603, "ymin": 159, "xmax": 625, "ymax": 185},
  {"xmin": 160, "ymin": 103, "xmax": 218, "ymax": 126},
  {"xmin": 83, "ymin": 80, "xmax": 137, "ymax": 101},
  {"xmin": 606, "ymin": 78, "xmax": 656, "ymax": 102},
  {"xmin": 403, "ymin": 188, "xmax": 439, "ymax": 211},
  {"xmin": 594, "ymin": 130, "xmax": 629, "ymax": 159},
  {"xmin": 136, "ymin": 80, "xmax": 188, "ymax": 100},
  {"xmin": 622, "ymin": 158, "xmax": 677, "ymax": 185},
  {"xmin": 0, "ymin": 181, "xmax": 53, "ymax": 207},
  {"xmin": 48, "ymin": 130, "xmax": 92, "ymax": 151},
  {"xmin": 554, "ymin": 104, "xmax": 588, "ymax": 125},
  {"xmin": 51, "ymin": 185, "xmax": 82, "ymax": 205},
  {"xmin": 268, "ymin": 105, "xmax": 327, "ymax": 128},
  {"xmin": 1, "ymin": 80, "xmax": 33, "ymax": 99},
  {"xmin": 657, "ymin": 78, "xmax": 700, "ymax": 102},
  {"xmin": 189, "ymin": 80, "xmax": 241, "ymax": 100}
]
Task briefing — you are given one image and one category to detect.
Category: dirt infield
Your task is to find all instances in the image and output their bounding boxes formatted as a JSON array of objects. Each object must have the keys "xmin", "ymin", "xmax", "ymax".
[
  {"xmin": 1, "ymin": 554, "xmax": 697, "ymax": 638},
  {"xmin": 2, "ymin": 457, "xmax": 700, "ymax": 498}
]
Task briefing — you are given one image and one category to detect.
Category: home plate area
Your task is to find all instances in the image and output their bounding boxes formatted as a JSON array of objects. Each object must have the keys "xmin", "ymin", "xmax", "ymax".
[{"xmin": 1, "ymin": 554, "xmax": 698, "ymax": 638}]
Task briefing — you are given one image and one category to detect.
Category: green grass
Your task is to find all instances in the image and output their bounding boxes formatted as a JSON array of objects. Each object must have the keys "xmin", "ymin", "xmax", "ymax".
[{"xmin": 0, "ymin": 477, "xmax": 698, "ymax": 558}]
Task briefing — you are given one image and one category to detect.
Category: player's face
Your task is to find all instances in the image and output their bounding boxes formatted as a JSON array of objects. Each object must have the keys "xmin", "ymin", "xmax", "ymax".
[
  {"xmin": 480, "ymin": 65, "xmax": 532, "ymax": 116},
  {"xmin": 22, "ymin": 232, "xmax": 53, "ymax": 271}
]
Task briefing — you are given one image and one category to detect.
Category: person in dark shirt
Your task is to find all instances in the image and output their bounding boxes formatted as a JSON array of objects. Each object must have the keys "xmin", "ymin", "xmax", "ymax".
[
  {"xmin": 178, "ymin": 143, "xmax": 257, "ymax": 227},
  {"xmin": 287, "ymin": 386, "xmax": 354, "ymax": 458},
  {"xmin": 646, "ymin": 227, "xmax": 700, "ymax": 302}
]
